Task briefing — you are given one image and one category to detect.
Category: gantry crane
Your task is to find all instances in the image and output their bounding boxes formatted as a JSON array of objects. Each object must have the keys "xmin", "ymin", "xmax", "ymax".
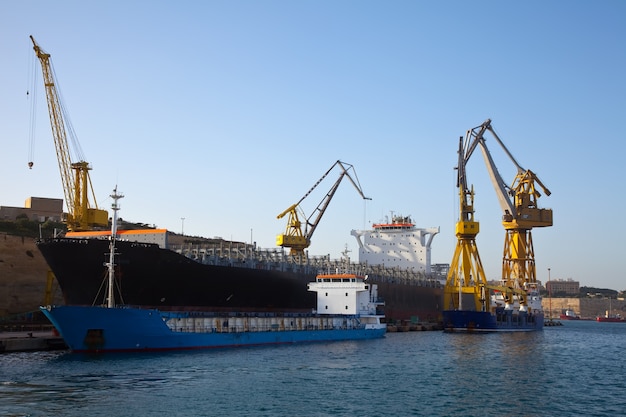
[
  {"xmin": 445, "ymin": 119, "xmax": 552, "ymax": 312},
  {"xmin": 30, "ymin": 36, "xmax": 108, "ymax": 231},
  {"xmin": 276, "ymin": 160, "xmax": 370, "ymax": 258}
]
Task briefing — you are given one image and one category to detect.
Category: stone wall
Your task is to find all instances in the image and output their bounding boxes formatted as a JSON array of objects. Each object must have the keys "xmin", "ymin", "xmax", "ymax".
[
  {"xmin": 0, "ymin": 234, "xmax": 63, "ymax": 316},
  {"xmin": 542, "ymin": 297, "xmax": 626, "ymax": 320}
]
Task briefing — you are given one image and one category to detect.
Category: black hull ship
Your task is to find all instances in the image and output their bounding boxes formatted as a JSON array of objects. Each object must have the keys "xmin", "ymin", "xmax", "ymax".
[
  {"xmin": 38, "ymin": 237, "xmax": 317, "ymax": 312},
  {"xmin": 37, "ymin": 234, "xmax": 443, "ymax": 323}
]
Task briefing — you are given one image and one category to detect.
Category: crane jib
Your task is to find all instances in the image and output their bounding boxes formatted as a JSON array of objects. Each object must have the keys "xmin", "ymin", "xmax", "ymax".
[{"xmin": 29, "ymin": 36, "xmax": 109, "ymax": 232}]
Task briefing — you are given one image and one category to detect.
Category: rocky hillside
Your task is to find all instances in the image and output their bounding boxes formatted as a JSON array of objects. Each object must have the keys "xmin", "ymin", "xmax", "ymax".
[{"xmin": 0, "ymin": 233, "xmax": 63, "ymax": 317}]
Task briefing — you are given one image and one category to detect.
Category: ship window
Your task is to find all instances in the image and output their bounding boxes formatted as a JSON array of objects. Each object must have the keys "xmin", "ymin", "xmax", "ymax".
[
  {"xmin": 325, "ymin": 292, "xmax": 328, "ymax": 296},
  {"xmin": 345, "ymin": 306, "xmax": 349, "ymax": 310},
  {"xmin": 325, "ymin": 306, "xmax": 328, "ymax": 310},
  {"xmin": 345, "ymin": 292, "xmax": 348, "ymax": 297}
]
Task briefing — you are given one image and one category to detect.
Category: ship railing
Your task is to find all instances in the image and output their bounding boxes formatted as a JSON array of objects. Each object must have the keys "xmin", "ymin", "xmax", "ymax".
[
  {"xmin": 168, "ymin": 324, "xmax": 368, "ymax": 333},
  {"xmin": 315, "ymin": 260, "xmax": 444, "ymax": 287},
  {"xmin": 165, "ymin": 314, "xmax": 366, "ymax": 333},
  {"xmin": 172, "ymin": 243, "xmax": 445, "ymax": 286}
]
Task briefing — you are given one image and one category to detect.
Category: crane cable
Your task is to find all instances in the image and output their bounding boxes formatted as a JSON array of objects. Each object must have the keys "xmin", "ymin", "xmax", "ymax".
[
  {"xmin": 27, "ymin": 49, "xmax": 37, "ymax": 169},
  {"xmin": 49, "ymin": 61, "xmax": 87, "ymax": 163},
  {"xmin": 27, "ymin": 42, "xmax": 88, "ymax": 169}
]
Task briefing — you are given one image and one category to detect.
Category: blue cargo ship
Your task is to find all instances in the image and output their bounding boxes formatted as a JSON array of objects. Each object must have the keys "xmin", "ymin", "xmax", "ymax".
[
  {"xmin": 41, "ymin": 189, "xmax": 385, "ymax": 352},
  {"xmin": 41, "ymin": 273, "xmax": 386, "ymax": 353}
]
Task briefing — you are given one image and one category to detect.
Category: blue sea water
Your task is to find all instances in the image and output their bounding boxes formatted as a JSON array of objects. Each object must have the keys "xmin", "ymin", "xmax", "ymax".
[{"xmin": 1, "ymin": 320, "xmax": 625, "ymax": 417}]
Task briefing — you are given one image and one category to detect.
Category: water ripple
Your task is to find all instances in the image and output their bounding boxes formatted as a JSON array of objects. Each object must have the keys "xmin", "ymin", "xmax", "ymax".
[{"xmin": 1, "ymin": 322, "xmax": 625, "ymax": 416}]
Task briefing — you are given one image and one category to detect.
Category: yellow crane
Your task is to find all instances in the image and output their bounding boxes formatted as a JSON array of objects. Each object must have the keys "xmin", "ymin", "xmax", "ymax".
[
  {"xmin": 444, "ymin": 133, "xmax": 489, "ymax": 312},
  {"xmin": 465, "ymin": 120, "xmax": 552, "ymax": 292},
  {"xmin": 445, "ymin": 119, "xmax": 553, "ymax": 312},
  {"xmin": 29, "ymin": 36, "xmax": 108, "ymax": 232},
  {"xmin": 276, "ymin": 160, "xmax": 370, "ymax": 258}
]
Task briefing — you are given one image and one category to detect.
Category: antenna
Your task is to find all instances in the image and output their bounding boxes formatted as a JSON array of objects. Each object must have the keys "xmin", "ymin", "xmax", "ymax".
[{"xmin": 106, "ymin": 187, "xmax": 124, "ymax": 308}]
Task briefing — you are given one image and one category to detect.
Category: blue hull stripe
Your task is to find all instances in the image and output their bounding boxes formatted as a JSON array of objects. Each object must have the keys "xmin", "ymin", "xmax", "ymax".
[
  {"xmin": 41, "ymin": 306, "xmax": 385, "ymax": 352},
  {"xmin": 442, "ymin": 310, "xmax": 544, "ymax": 332}
]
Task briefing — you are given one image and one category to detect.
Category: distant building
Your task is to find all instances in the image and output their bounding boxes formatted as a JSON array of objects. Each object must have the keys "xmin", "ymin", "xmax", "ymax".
[
  {"xmin": 0, "ymin": 197, "xmax": 64, "ymax": 223},
  {"xmin": 546, "ymin": 279, "xmax": 580, "ymax": 296}
]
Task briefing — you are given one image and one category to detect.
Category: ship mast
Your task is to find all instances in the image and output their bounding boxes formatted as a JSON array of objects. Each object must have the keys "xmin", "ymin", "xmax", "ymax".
[{"xmin": 106, "ymin": 187, "xmax": 123, "ymax": 308}]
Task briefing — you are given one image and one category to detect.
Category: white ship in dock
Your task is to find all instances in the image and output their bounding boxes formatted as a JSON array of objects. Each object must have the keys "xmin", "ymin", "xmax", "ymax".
[{"xmin": 351, "ymin": 214, "xmax": 440, "ymax": 274}]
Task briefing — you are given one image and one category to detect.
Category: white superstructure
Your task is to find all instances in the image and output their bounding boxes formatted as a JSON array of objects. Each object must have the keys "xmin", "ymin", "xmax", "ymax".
[
  {"xmin": 308, "ymin": 273, "xmax": 385, "ymax": 330},
  {"xmin": 350, "ymin": 214, "xmax": 439, "ymax": 273}
]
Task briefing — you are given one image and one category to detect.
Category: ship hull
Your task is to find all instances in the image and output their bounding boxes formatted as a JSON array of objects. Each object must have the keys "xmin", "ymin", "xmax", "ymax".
[
  {"xmin": 40, "ymin": 305, "xmax": 386, "ymax": 353},
  {"xmin": 596, "ymin": 317, "xmax": 625, "ymax": 323},
  {"xmin": 36, "ymin": 238, "xmax": 442, "ymax": 322},
  {"xmin": 37, "ymin": 238, "xmax": 317, "ymax": 312},
  {"xmin": 442, "ymin": 309, "xmax": 544, "ymax": 332}
]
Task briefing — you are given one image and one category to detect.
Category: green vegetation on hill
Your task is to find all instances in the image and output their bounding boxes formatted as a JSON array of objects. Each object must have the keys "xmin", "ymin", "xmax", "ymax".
[
  {"xmin": 0, "ymin": 216, "xmax": 239, "ymax": 247},
  {"xmin": 579, "ymin": 286, "xmax": 621, "ymax": 298},
  {"xmin": 0, "ymin": 216, "xmax": 161, "ymax": 239},
  {"xmin": 0, "ymin": 215, "xmax": 66, "ymax": 239}
]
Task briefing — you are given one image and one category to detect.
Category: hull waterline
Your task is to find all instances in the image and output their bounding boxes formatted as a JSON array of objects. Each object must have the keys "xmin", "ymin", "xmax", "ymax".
[{"xmin": 442, "ymin": 309, "xmax": 544, "ymax": 332}]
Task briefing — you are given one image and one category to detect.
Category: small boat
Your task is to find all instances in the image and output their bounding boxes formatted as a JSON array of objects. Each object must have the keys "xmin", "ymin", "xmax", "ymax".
[
  {"xmin": 40, "ymin": 190, "xmax": 386, "ymax": 353},
  {"xmin": 559, "ymin": 308, "xmax": 580, "ymax": 320},
  {"xmin": 596, "ymin": 300, "xmax": 625, "ymax": 322},
  {"xmin": 596, "ymin": 314, "xmax": 625, "ymax": 323}
]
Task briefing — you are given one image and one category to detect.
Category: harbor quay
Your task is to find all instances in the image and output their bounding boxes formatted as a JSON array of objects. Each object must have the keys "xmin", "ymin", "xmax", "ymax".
[{"xmin": 0, "ymin": 328, "xmax": 66, "ymax": 353}]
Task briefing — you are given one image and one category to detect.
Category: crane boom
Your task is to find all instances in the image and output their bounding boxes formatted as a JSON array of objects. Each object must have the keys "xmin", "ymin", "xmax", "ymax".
[
  {"xmin": 30, "ymin": 36, "xmax": 108, "ymax": 231},
  {"xmin": 464, "ymin": 119, "xmax": 552, "ymax": 228},
  {"xmin": 276, "ymin": 160, "xmax": 370, "ymax": 258}
]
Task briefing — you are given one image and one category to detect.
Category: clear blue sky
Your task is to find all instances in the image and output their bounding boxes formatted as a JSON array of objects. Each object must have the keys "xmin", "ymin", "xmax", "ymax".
[{"xmin": 2, "ymin": 1, "xmax": 624, "ymax": 290}]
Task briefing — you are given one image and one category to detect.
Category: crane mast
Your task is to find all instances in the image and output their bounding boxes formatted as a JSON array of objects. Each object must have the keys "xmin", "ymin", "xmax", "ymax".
[
  {"xmin": 443, "ymin": 137, "xmax": 490, "ymax": 312},
  {"xmin": 276, "ymin": 160, "xmax": 370, "ymax": 258},
  {"xmin": 464, "ymin": 119, "xmax": 552, "ymax": 298},
  {"xmin": 30, "ymin": 36, "xmax": 108, "ymax": 231}
]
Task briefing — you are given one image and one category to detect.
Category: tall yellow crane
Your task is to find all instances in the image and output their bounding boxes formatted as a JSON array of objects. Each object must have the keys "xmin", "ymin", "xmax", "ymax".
[
  {"xmin": 465, "ymin": 119, "xmax": 552, "ymax": 293},
  {"xmin": 445, "ymin": 119, "xmax": 552, "ymax": 312},
  {"xmin": 443, "ymin": 134, "xmax": 489, "ymax": 312},
  {"xmin": 277, "ymin": 160, "xmax": 370, "ymax": 258},
  {"xmin": 30, "ymin": 36, "xmax": 108, "ymax": 231}
]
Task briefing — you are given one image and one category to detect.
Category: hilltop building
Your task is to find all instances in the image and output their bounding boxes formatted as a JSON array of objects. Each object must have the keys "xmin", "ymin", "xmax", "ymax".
[
  {"xmin": 0, "ymin": 197, "xmax": 63, "ymax": 223},
  {"xmin": 546, "ymin": 279, "xmax": 580, "ymax": 296}
]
